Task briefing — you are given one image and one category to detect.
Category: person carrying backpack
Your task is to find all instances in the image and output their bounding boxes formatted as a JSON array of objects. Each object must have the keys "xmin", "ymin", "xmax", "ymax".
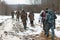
[
  {"xmin": 40, "ymin": 9, "xmax": 47, "ymax": 34},
  {"xmin": 21, "ymin": 9, "xmax": 27, "ymax": 30},
  {"xmin": 45, "ymin": 9, "xmax": 57, "ymax": 40},
  {"xmin": 29, "ymin": 11, "xmax": 34, "ymax": 26}
]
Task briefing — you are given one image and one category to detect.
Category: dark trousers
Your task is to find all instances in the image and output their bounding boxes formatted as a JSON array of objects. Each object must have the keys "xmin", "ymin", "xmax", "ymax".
[
  {"xmin": 23, "ymin": 21, "xmax": 26, "ymax": 30},
  {"xmin": 45, "ymin": 23, "xmax": 54, "ymax": 40},
  {"xmin": 12, "ymin": 15, "xmax": 14, "ymax": 19},
  {"xmin": 16, "ymin": 17, "xmax": 19, "ymax": 21},
  {"xmin": 42, "ymin": 20, "xmax": 47, "ymax": 34},
  {"xmin": 30, "ymin": 20, "xmax": 34, "ymax": 26}
]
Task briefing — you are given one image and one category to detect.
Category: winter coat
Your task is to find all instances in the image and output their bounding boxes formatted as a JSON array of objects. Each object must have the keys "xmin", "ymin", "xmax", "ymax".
[
  {"xmin": 29, "ymin": 13, "xmax": 34, "ymax": 21},
  {"xmin": 16, "ymin": 11, "xmax": 20, "ymax": 18},
  {"xmin": 47, "ymin": 9, "xmax": 57, "ymax": 24},
  {"xmin": 11, "ymin": 11, "xmax": 14, "ymax": 16},
  {"xmin": 46, "ymin": 9, "xmax": 57, "ymax": 29},
  {"xmin": 21, "ymin": 11, "xmax": 27, "ymax": 22}
]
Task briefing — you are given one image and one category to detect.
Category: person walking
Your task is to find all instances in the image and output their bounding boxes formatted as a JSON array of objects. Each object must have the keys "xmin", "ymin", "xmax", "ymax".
[
  {"xmin": 29, "ymin": 11, "xmax": 34, "ymax": 26},
  {"xmin": 21, "ymin": 10, "xmax": 27, "ymax": 30}
]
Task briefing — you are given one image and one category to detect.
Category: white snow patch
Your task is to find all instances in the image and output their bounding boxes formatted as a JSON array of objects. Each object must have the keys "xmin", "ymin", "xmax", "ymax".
[
  {"xmin": 55, "ymin": 29, "xmax": 60, "ymax": 37},
  {"xmin": 0, "ymin": 14, "xmax": 60, "ymax": 40}
]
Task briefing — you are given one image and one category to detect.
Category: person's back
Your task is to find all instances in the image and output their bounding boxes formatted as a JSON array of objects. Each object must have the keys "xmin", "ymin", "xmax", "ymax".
[
  {"xmin": 46, "ymin": 9, "xmax": 57, "ymax": 40},
  {"xmin": 21, "ymin": 10, "xmax": 27, "ymax": 30},
  {"xmin": 11, "ymin": 11, "xmax": 14, "ymax": 19},
  {"xmin": 21, "ymin": 10, "xmax": 27, "ymax": 20},
  {"xmin": 40, "ymin": 10, "xmax": 46, "ymax": 22},
  {"xmin": 29, "ymin": 12, "xmax": 34, "ymax": 21},
  {"xmin": 16, "ymin": 11, "xmax": 20, "ymax": 18},
  {"xmin": 40, "ymin": 10, "xmax": 47, "ymax": 34},
  {"xmin": 16, "ymin": 10, "xmax": 20, "ymax": 21},
  {"xmin": 47, "ymin": 9, "xmax": 57, "ymax": 24},
  {"xmin": 29, "ymin": 11, "xmax": 34, "ymax": 26}
]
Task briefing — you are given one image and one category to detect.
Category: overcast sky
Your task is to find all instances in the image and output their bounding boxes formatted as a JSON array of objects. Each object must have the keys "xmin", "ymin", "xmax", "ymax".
[{"xmin": 1, "ymin": 0, "xmax": 41, "ymax": 5}]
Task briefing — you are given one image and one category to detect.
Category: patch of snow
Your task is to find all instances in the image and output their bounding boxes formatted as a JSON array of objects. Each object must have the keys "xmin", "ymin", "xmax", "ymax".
[
  {"xmin": 55, "ymin": 29, "xmax": 60, "ymax": 37},
  {"xmin": 0, "ymin": 14, "xmax": 60, "ymax": 40}
]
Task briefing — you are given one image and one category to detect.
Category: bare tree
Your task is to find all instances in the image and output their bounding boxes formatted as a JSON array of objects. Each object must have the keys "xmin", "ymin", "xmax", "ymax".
[{"xmin": 0, "ymin": 1, "xmax": 8, "ymax": 15}]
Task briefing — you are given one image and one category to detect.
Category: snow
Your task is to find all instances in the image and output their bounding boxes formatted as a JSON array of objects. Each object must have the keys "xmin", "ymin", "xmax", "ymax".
[
  {"xmin": 0, "ymin": 15, "xmax": 11, "ymax": 23},
  {"xmin": 2, "ymin": 34, "xmax": 20, "ymax": 40},
  {"xmin": 56, "ymin": 15, "xmax": 60, "ymax": 28},
  {"xmin": 3, "ymin": 19, "xmax": 13, "ymax": 31},
  {"xmin": 0, "ymin": 13, "xmax": 60, "ymax": 40},
  {"xmin": 55, "ymin": 29, "xmax": 60, "ymax": 37},
  {"xmin": 34, "ymin": 13, "xmax": 41, "ymax": 24},
  {"xmin": 0, "ymin": 14, "xmax": 43, "ymax": 40}
]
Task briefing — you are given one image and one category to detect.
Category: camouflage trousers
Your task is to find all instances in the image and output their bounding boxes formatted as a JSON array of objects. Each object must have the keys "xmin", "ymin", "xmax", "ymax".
[
  {"xmin": 22, "ymin": 20, "xmax": 27, "ymax": 30},
  {"xmin": 44, "ymin": 22, "xmax": 55, "ymax": 40},
  {"xmin": 30, "ymin": 20, "xmax": 34, "ymax": 26}
]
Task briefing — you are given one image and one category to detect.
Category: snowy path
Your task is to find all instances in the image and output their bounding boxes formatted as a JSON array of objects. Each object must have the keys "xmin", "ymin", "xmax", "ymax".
[
  {"xmin": 0, "ymin": 14, "xmax": 60, "ymax": 40},
  {"xmin": 0, "ymin": 14, "xmax": 43, "ymax": 40}
]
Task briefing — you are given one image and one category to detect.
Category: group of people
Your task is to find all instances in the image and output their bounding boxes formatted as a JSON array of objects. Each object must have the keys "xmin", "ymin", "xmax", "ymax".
[
  {"xmin": 11, "ymin": 8, "xmax": 57, "ymax": 40},
  {"xmin": 11, "ymin": 10, "xmax": 34, "ymax": 30},
  {"xmin": 40, "ymin": 8, "xmax": 57, "ymax": 40},
  {"xmin": 11, "ymin": 10, "xmax": 20, "ymax": 21}
]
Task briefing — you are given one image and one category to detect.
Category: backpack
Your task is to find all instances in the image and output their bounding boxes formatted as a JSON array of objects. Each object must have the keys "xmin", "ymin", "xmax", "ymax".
[
  {"xmin": 42, "ymin": 12, "xmax": 46, "ymax": 17},
  {"xmin": 41, "ymin": 12, "xmax": 46, "ymax": 21}
]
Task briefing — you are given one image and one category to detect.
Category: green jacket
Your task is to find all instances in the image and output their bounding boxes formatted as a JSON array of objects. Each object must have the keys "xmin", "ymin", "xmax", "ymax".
[{"xmin": 46, "ymin": 9, "xmax": 57, "ymax": 24}]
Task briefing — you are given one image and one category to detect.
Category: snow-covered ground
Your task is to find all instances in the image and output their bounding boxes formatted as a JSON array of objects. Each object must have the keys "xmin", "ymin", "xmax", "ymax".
[
  {"xmin": 0, "ymin": 15, "xmax": 11, "ymax": 23},
  {"xmin": 0, "ymin": 13, "xmax": 60, "ymax": 40}
]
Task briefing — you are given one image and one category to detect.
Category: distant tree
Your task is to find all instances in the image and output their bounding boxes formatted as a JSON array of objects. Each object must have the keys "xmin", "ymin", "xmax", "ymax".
[{"xmin": 1, "ymin": 1, "xmax": 8, "ymax": 15}]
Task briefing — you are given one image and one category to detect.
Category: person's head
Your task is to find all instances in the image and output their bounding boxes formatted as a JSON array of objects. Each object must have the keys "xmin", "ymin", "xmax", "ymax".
[
  {"xmin": 46, "ymin": 8, "xmax": 48, "ymax": 10},
  {"xmin": 46, "ymin": 10, "xmax": 48, "ymax": 13},
  {"xmin": 22, "ymin": 9, "xmax": 25, "ymax": 12},
  {"xmin": 45, "ymin": 8, "xmax": 48, "ymax": 13}
]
